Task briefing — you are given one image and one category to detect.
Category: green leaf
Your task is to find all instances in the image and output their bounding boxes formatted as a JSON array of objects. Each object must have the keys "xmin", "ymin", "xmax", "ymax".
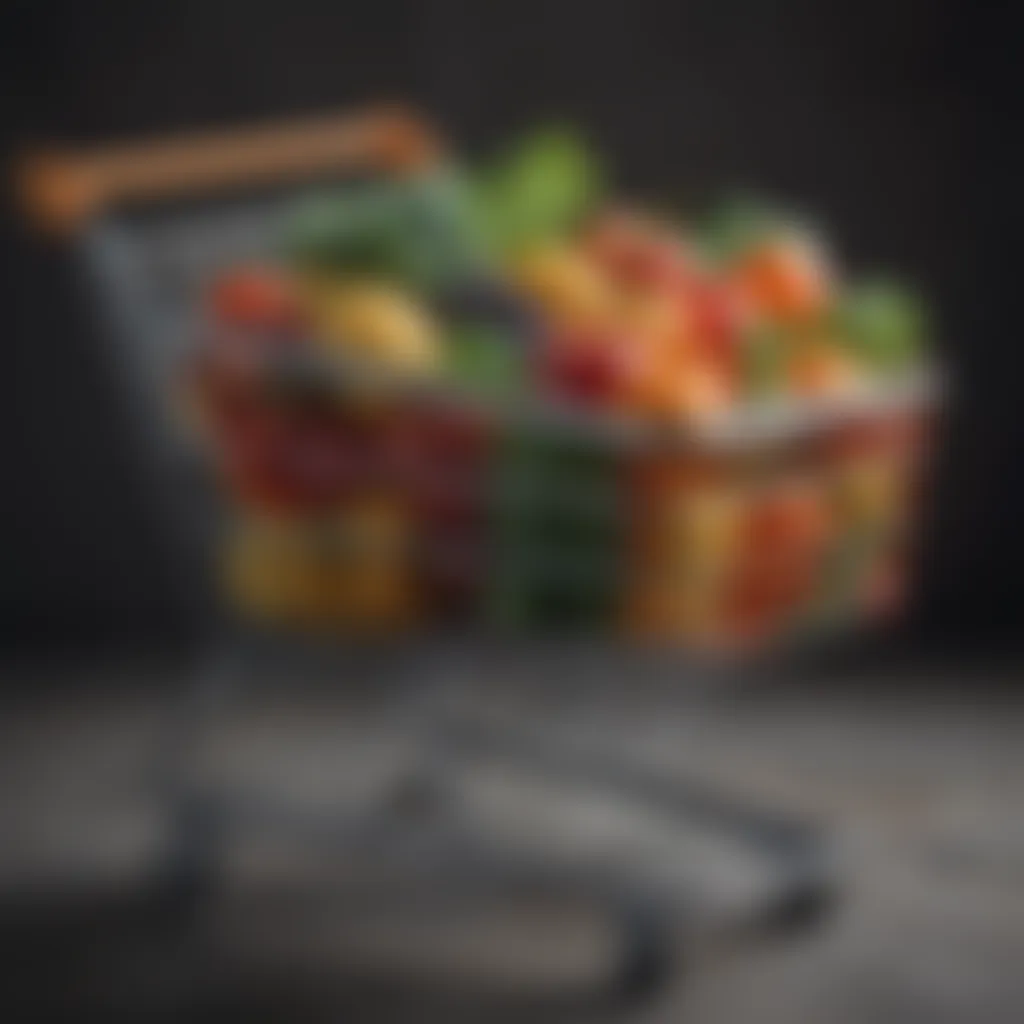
[
  {"xmin": 471, "ymin": 127, "xmax": 603, "ymax": 253},
  {"xmin": 835, "ymin": 280, "xmax": 928, "ymax": 372},
  {"xmin": 701, "ymin": 195, "xmax": 781, "ymax": 263},
  {"xmin": 285, "ymin": 170, "xmax": 487, "ymax": 291},
  {"xmin": 286, "ymin": 185, "xmax": 407, "ymax": 277},
  {"xmin": 701, "ymin": 194, "xmax": 822, "ymax": 266},
  {"xmin": 393, "ymin": 169, "xmax": 494, "ymax": 287}
]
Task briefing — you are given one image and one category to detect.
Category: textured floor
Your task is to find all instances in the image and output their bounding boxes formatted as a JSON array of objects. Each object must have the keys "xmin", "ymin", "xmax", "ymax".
[{"xmin": 1, "ymin": 655, "xmax": 1023, "ymax": 1022}]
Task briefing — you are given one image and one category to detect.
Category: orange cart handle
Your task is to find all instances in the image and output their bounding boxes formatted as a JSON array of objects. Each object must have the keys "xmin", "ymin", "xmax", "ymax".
[{"xmin": 16, "ymin": 105, "xmax": 442, "ymax": 237}]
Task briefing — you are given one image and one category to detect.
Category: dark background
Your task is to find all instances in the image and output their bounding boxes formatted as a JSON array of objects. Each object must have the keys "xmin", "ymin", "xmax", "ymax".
[{"xmin": 2, "ymin": 0, "xmax": 1022, "ymax": 659}]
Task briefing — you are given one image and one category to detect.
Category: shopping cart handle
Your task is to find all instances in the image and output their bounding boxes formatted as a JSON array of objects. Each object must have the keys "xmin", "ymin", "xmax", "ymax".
[{"xmin": 16, "ymin": 105, "xmax": 442, "ymax": 237}]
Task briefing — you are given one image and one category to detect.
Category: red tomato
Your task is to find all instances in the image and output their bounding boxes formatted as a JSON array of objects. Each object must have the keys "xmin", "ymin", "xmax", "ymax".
[
  {"xmin": 208, "ymin": 266, "xmax": 302, "ymax": 333},
  {"xmin": 687, "ymin": 278, "xmax": 750, "ymax": 369},
  {"xmin": 542, "ymin": 331, "xmax": 642, "ymax": 408}
]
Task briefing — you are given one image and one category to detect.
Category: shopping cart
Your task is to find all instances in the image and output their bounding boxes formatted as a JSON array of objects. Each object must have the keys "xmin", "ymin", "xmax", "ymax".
[{"xmin": 19, "ymin": 108, "xmax": 877, "ymax": 1002}]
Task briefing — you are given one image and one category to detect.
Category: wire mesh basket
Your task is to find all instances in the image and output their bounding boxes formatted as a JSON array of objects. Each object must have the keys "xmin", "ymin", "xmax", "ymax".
[
  {"xmin": 193, "ymin": 337, "xmax": 935, "ymax": 656},
  {"xmin": 135, "ymin": 111, "xmax": 936, "ymax": 659}
]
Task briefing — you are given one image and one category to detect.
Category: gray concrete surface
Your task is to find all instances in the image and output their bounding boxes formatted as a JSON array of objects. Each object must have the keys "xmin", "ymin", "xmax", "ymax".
[{"xmin": 1, "ymin": 657, "xmax": 1022, "ymax": 1022}]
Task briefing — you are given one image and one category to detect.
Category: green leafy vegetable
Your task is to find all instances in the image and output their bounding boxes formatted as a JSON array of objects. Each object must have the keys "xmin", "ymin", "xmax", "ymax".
[
  {"xmin": 701, "ymin": 195, "xmax": 782, "ymax": 262},
  {"xmin": 285, "ymin": 169, "xmax": 486, "ymax": 291},
  {"xmin": 471, "ymin": 127, "xmax": 603, "ymax": 253},
  {"xmin": 834, "ymin": 280, "xmax": 927, "ymax": 373},
  {"xmin": 702, "ymin": 194, "xmax": 820, "ymax": 265}
]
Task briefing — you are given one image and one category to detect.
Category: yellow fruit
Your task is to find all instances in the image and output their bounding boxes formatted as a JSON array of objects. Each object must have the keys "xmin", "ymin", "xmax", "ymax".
[
  {"xmin": 308, "ymin": 280, "xmax": 440, "ymax": 372},
  {"xmin": 512, "ymin": 244, "xmax": 615, "ymax": 327},
  {"xmin": 331, "ymin": 497, "xmax": 417, "ymax": 626},
  {"xmin": 670, "ymin": 487, "xmax": 745, "ymax": 568},
  {"xmin": 337, "ymin": 495, "xmax": 409, "ymax": 560},
  {"xmin": 221, "ymin": 509, "xmax": 416, "ymax": 630},
  {"xmin": 222, "ymin": 517, "xmax": 321, "ymax": 623}
]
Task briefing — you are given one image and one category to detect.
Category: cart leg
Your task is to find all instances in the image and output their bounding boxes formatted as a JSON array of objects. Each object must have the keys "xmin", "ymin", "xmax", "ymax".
[
  {"xmin": 756, "ymin": 862, "xmax": 837, "ymax": 939},
  {"xmin": 611, "ymin": 893, "xmax": 676, "ymax": 1003},
  {"xmin": 383, "ymin": 647, "xmax": 470, "ymax": 815},
  {"xmin": 152, "ymin": 637, "xmax": 249, "ymax": 920},
  {"xmin": 157, "ymin": 791, "xmax": 225, "ymax": 917}
]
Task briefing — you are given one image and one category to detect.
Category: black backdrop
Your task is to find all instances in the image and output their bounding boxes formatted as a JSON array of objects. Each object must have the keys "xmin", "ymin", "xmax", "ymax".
[{"xmin": 2, "ymin": 0, "xmax": 1022, "ymax": 655}]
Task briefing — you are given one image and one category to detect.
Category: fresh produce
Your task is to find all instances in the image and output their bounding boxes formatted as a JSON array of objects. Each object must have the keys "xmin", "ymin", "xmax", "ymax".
[
  {"xmin": 202, "ymin": 127, "xmax": 928, "ymax": 424},
  {"xmin": 730, "ymin": 231, "xmax": 833, "ymax": 323},
  {"xmin": 305, "ymin": 279, "xmax": 441, "ymax": 372},
  {"xmin": 209, "ymin": 266, "xmax": 302, "ymax": 333},
  {"xmin": 191, "ymin": 122, "xmax": 933, "ymax": 647},
  {"xmin": 787, "ymin": 339, "xmax": 862, "ymax": 397},
  {"xmin": 488, "ymin": 426, "xmax": 624, "ymax": 631},
  {"xmin": 513, "ymin": 243, "xmax": 616, "ymax": 329},
  {"xmin": 541, "ymin": 328, "xmax": 642, "ymax": 408},
  {"xmin": 834, "ymin": 280, "xmax": 927, "ymax": 373},
  {"xmin": 469, "ymin": 127, "xmax": 603, "ymax": 254}
]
